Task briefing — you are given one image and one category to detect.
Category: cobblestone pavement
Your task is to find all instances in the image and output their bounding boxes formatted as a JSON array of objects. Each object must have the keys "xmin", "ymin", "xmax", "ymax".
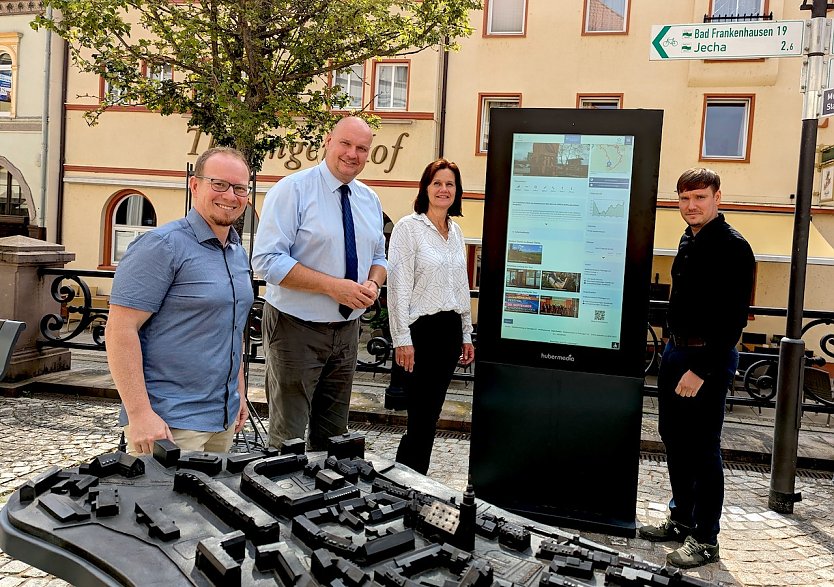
[{"xmin": 1, "ymin": 395, "xmax": 833, "ymax": 586}]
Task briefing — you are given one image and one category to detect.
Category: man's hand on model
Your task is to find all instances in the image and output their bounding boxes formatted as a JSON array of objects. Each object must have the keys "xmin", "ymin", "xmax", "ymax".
[
  {"xmin": 332, "ymin": 278, "xmax": 377, "ymax": 309},
  {"xmin": 128, "ymin": 409, "xmax": 173, "ymax": 455},
  {"xmin": 675, "ymin": 370, "xmax": 704, "ymax": 398}
]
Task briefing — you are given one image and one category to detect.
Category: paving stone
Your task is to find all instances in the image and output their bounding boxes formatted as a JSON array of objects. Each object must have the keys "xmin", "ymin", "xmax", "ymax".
[
  {"xmin": 0, "ymin": 564, "xmax": 28, "ymax": 576},
  {"xmin": 1, "ymin": 393, "xmax": 833, "ymax": 586}
]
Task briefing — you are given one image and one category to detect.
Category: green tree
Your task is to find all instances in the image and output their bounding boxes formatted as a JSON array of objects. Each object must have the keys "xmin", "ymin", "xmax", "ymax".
[{"xmin": 34, "ymin": 0, "xmax": 480, "ymax": 169}]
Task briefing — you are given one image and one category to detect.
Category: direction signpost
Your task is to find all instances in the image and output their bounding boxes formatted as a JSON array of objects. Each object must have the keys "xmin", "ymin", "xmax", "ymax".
[
  {"xmin": 650, "ymin": 2, "xmax": 833, "ymax": 516},
  {"xmin": 650, "ymin": 20, "xmax": 806, "ymax": 60}
]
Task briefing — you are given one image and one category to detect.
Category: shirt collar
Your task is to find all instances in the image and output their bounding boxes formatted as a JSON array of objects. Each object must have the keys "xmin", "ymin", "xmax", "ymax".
[
  {"xmin": 684, "ymin": 212, "xmax": 726, "ymax": 240},
  {"xmin": 319, "ymin": 160, "xmax": 356, "ymax": 195},
  {"xmin": 414, "ymin": 212, "xmax": 453, "ymax": 236},
  {"xmin": 186, "ymin": 207, "xmax": 241, "ymax": 246},
  {"xmin": 414, "ymin": 212, "xmax": 434, "ymax": 228}
]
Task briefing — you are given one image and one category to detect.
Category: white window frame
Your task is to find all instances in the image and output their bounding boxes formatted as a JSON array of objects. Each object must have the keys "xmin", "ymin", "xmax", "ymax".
[
  {"xmin": 486, "ymin": 0, "xmax": 527, "ymax": 36},
  {"xmin": 701, "ymin": 96, "xmax": 754, "ymax": 161},
  {"xmin": 478, "ymin": 95, "xmax": 520, "ymax": 154},
  {"xmin": 0, "ymin": 34, "xmax": 21, "ymax": 118},
  {"xmin": 332, "ymin": 63, "xmax": 365, "ymax": 110},
  {"xmin": 710, "ymin": 0, "xmax": 766, "ymax": 20},
  {"xmin": 0, "ymin": 52, "xmax": 11, "ymax": 117},
  {"xmin": 111, "ymin": 194, "xmax": 156, "ymax": 264},
  {"xmin": 145, "ymin": 63, "xmax": 173, "ymax": 82},
  {"xmin": 578, "ymin": 95, "xmax": 623, "ymax": 109},
  {"xmin": 373, "ymin": 63, "xmax": 408, "ymax": 111},
  {"xmin": 583, "ymin": 0, "xmax": 630, "ymax": 34},
  {"xmin": 103, "ymin": 78, "xmax": 130, "ymax": 104}
]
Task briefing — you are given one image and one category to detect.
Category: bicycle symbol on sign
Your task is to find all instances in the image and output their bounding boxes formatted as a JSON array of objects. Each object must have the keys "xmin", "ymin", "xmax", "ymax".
[{"xmin": 662, "ymin": 37, "xmax": 678, "ymax": 47}]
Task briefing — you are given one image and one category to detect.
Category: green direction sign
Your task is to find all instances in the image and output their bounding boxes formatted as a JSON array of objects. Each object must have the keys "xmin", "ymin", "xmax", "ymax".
[{"xmin": 650, "ymin": 21, "xmax": 805, "ymax": 60}]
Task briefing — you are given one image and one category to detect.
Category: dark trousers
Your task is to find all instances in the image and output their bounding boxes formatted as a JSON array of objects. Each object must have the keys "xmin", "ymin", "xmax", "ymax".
[
  {"xmin": 395, "ymin": 311, "xmax": 463, "ymax": 475},
  {"xmin": 262, "ymin": 303, "xmax": 359, "ymax": 451},
  {"xmin": 657, "ymin": 342, "xmax": 737, "ymax": 545}
]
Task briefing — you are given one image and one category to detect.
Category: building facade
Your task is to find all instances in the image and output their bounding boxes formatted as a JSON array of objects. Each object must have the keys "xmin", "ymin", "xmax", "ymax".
[
  {"xmin": 56, "ymin": 0, "xmax": 834, "ymax": 343},
  {"xmin": 0, "ymin": 1, "xmax": 63, "ymax": 239}
]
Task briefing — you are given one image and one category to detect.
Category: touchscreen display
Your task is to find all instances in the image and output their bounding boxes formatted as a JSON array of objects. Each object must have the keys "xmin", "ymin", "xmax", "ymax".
[{"xmin": 500, "ymin": 133, "xmax": 635, "ymax": 350}]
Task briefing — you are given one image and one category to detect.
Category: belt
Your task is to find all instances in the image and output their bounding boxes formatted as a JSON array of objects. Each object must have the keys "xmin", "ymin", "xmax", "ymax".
[
  {"xmin": 313, "ymin": 319, "xmax": 355, "ymax": 328},
  {"xmin": 286, "ymin": 313, "xmax": 355, "ymax": 329},
  {"xmin": 670, "ymin": 334, "xmax": 707, "ymax": 348}
]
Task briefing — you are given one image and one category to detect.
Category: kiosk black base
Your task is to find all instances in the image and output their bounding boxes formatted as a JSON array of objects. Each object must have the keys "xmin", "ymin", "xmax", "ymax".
[{"xmin": 470, "ymin": 361, "xmax": 643, "ymax": 537}]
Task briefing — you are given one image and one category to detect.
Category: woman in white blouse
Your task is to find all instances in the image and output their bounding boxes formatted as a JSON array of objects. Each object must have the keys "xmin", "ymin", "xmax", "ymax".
[{"xmin": 387, "ymin": 158, "xmax": 475, "ymax": 474}]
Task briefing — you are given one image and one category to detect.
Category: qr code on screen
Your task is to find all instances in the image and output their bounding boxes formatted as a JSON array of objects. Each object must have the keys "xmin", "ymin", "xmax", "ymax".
[{"xmin": 594, "ymin": 310, "xmax": 605, "ymax": 321}]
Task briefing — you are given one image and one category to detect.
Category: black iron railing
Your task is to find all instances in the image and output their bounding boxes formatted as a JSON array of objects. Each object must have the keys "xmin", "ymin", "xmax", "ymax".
[
  {"xmin": 703, "ymin": 12, "xmax": 773, "ymax": 23},
  {"xmin": 35, "ymin": 269, "xmax": 834, "ymax": 413},
  {"xmin": 38, "ymin": 268, "xmax": 114, "ymax": 350}
]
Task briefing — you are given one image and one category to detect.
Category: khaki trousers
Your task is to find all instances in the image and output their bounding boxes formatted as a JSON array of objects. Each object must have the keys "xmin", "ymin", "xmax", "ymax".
[{"xmin": 124, "ymin": 424, "xmax": 235, "ymax": 456}]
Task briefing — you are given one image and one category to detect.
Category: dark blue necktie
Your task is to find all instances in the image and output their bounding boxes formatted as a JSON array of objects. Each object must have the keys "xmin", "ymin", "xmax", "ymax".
[{"xmin": 339, "ymin": 184, "xmax": 358, "ymax": 319}]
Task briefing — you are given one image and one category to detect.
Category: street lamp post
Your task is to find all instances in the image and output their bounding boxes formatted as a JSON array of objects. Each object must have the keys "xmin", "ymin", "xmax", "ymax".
[{"xmin": 768, "ymin": 0, "xmax": 833, "ymax": 513}]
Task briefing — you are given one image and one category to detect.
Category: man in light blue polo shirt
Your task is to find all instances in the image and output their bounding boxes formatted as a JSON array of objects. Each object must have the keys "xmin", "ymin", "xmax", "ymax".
[
  {"xmin": 106, "ymin": 147, "xmax": 254, "ymax": 455},
  {"xmin": 252, "ymin": 117, "xmax": 387, "ymax": 450}
]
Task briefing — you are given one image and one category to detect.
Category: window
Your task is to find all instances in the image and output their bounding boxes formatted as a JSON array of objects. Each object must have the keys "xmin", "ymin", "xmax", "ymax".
[
  {"xmin": 332, "ymin": 63, "xmax": 365, "ymax": 109},
  {"xmin": 103, "ymin": 77, "xmax": 130, "ymax": 104},
  {"xmin": 145, "ymin": 63, "xmax": 173, "ymax": 82},
  {"xmin": 0, "ymin": 52, "xmax": 10, "ymax": 116},
  {"xmin": 485, "ymin": 0, "xmax": 527, "ymax": 36},
  {"xmin": 700, "ymin": 95, "xmax": 755, "ymax": 161},
  {"xmin": 111, "ymin": 194, "xmax": 157, "ymax": 264},
  {"xmin": 710, "ymin": 0, "xmax": 766, "ymax": 21},
  {"xmin": 0, "ymin": 162, "xmax": 27, "ymax": 217},
  {"xmin": 578, "ymin": 94, "xmax": 623, "ymax": 109},
  {"xmin": 373, "ymin": 62, "xmax": 408, "ymax": 110},
  {"xmin": 477, "ymin": 94, "xmax": 521, "ymax": 154},
  {"xmin": 583, "ymin": 0, "xmax": 630, "ymax": 34},
  {"xmin": 0, "ymin": 33, "xmax": 21, "ymax": 117}
]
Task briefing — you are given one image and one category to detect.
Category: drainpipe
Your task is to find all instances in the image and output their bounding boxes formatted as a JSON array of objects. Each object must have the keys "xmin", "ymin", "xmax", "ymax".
[
  {"xmin": 437, "ymin": 36, "xmax": 450, "ymax": 159},
  {"xmin": 56, "ymin": 40, "xmax": 68, "ymax": 244},
  {"xmin": 38, "ymin": 5, "xmax": 53, "ymax": 235}
]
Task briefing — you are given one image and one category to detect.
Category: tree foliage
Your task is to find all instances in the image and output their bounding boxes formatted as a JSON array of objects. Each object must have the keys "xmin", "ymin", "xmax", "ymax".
[{"xmin": 34, "ymin": 0, "xmax": 480, "ymax": 169}]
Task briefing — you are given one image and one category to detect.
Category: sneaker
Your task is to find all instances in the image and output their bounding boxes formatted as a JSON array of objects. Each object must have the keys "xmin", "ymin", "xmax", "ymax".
[
  {"xmin": 638, "ymin": 518, "xmax": 691, "ymax": 542},
  {"xmin": 666, "ymin": 535, "xmax": 720, "ymax": 569}
]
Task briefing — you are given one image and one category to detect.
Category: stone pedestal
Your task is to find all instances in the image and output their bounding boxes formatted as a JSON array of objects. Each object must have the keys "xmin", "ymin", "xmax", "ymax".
[{"xmin": 0, "ymin": 236, "xmax": 75, "ymax": 381}]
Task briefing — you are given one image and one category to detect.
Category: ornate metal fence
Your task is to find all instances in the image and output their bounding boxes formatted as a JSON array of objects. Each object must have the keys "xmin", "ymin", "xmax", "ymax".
[{"xmin": 36, "ymin": 268, "xmax": 834, "ymax": 413}]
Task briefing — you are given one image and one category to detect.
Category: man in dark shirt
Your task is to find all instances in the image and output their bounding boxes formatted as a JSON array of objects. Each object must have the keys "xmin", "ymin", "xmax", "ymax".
[{"xmin": 638, "ymin": 168, "xmax": 755, "ymax": 569}]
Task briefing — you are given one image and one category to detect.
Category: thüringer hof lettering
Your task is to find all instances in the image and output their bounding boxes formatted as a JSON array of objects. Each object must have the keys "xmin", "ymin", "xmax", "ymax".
[{"xmin": 187, "ymin": 128, "xmax": 409, "ymax": 173}]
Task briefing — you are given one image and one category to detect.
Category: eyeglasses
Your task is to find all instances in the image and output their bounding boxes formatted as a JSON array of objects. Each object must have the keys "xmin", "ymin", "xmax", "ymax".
[{"xmin": 195, "ymin": 175, "xmax": 251, "ymax": 198}]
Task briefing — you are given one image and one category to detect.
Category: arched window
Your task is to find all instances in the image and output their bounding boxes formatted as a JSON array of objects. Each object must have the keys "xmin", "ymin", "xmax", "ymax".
[
  {"xmin": 0, "ymin": 162, "xmax": 28, "ymax": 218},
  {"xmin": 110, "ymin": 193, "xmax": 156, "ymax": 264},
  {"xmin": 0, "ymin": 52, "xmax": 12, "ymax": 116}
]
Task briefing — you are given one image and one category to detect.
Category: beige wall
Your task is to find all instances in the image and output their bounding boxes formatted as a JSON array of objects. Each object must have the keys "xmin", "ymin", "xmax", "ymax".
[{"xmin": 58, "ymin": 0, "xmax": 834, "ymax": 326}]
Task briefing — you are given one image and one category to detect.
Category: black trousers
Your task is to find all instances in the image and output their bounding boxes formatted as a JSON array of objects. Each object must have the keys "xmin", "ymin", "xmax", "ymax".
[
  {"xmin": 657, "ymin": 341, "xmax": 737, "ymax": 545},
  {"xmin": 395, "ymin": 311, "xmax": 463, "ymax": 474}
]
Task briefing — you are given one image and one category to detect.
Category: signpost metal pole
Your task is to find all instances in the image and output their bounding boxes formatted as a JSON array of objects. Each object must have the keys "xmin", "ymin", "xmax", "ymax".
[{"xmin": 768, "ymin": 0, "xmax": 831, "ymax": 514}]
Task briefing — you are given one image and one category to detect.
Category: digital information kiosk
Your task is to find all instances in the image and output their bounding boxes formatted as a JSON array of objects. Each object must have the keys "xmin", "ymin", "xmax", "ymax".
[{"xmin": 470, "ymin": 108, "xmax": 663, "ymax": 536}]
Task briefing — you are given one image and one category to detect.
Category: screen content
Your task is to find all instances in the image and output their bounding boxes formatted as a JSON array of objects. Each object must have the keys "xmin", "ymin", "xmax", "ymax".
[{"xmin": 500, "ymin": 133, "xmax": 635, "ymax": 350}]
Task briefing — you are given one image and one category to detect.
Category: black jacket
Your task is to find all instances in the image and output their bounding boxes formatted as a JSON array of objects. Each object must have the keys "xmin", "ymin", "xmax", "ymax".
[{"xmin": 666, "ymin": 213, "xmax": 756, "ymax": 379}]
